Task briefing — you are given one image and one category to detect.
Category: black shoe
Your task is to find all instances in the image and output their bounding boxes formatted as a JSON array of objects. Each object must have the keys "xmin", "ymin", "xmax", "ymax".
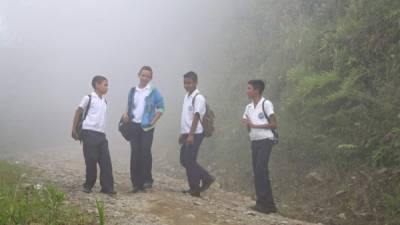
[
  {"xmin": 200, "ymin": 176, "xmax": 215, "ymax": 192},
  {"xmin": 250, "ymin": 205, "xmax": 277, "ymax": 214},
  {"xmin": 100, "ymin": 190, "xmax": 117, "ymax": 195},
  {"xmin": 129, "ymin": 187, "xmax": 145, "ymax": 194},
  {"xmin": 182, "ymin": 189, "xmax": 194, "ymax": 194},
  {"xmin": 143, "ymin": 182, "xmax": 153, "ymax": 189},
  {"xmin": 190, "ymin": 191, "xmax": 201, "ymax": 198},
  {"xmin": 82, "ymin": 187, "xmax": 92, "ymax": 193}
]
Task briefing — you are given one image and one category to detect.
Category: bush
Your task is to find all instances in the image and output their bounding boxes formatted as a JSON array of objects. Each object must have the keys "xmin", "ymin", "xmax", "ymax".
[{"xmin": 0, "ymin": 160, "xmax": 96, "ymax": 225}]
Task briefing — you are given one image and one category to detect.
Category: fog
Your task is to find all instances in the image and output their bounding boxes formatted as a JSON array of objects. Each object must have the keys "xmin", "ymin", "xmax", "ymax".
[{"xmin": 0, "ymin": 0, "xmax": 234, "ymax": 155}]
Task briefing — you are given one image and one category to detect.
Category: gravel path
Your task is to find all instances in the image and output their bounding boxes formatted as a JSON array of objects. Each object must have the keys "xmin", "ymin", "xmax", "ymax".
[{"xmin": 4, "ymin": 147, "xmax": 321, "ymax": 225}]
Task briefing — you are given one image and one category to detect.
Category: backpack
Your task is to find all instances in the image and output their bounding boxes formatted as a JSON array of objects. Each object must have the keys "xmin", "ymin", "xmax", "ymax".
[
  {"xmin": 118, "ymin": 87, "xmax": 136, "ymax": 141},
  {"xmin": 77, "ymin": 94, "xmax": 92, "ymax": 141},
  {"xmin": 262, "ymin": 99, "xmax": 279, "ymax": 144},
  {"xmin": 193, "ymin": 94, "xmax": 215, "ymax": 137}
]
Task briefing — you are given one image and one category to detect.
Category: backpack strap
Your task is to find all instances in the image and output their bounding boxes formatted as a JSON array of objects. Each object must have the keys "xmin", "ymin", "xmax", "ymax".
[
  {"xmin": 262, "ymin": 99, "xmax": 270, "ymax": 123},
  {"xmin": 262, "ymin": 99, "xmax": 279, "ymax": 141},
  {"xmin": 192, "ymin": 93, "xmax": 203, "ymax": 123},
  {"xmin": 127, "ymin": 87, "xmax": 136, "ymax": 118},
  {"xmin": 192, "ymin": 93, "xmax": 200, "ymax": 108},
  {"xmin": 83, "ymin": 94, "xmax": 92, "ymax": 121}
]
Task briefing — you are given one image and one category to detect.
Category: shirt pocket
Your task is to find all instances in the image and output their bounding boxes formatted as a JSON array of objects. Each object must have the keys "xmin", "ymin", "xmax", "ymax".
[{"xmin": 89, "ymin": 102, "xmax": 100, "ymax": 114}]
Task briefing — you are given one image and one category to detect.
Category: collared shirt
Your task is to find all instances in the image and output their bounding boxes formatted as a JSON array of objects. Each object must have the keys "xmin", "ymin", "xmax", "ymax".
[
  {"xmin": 132, "ymin": 84, "xmax": 151, "ymax": 123},
  {"xmin": 243, "ymin": 97, "xmax": 275, "ymax": 141},
  {"xmin": 79, "ymin": 92, "xmax": 107, "ymax": 133},
  {"xmin": 181, "ymin": 89, "xmax": 206, "ymax": 134}
]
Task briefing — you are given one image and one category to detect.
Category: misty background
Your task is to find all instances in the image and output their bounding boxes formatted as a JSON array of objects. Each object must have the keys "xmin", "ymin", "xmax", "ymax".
[
  {"xmin": 2, "ymin": 1, "xmax": 400, "ymax": 224},
  {"xmin": 0, "ymin": 0, "xmax": 234, "ymax": 154}
]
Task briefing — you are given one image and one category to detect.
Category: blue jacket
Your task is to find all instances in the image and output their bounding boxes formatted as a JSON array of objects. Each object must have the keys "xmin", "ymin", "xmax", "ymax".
[{"xmin": 127, "ymin": 86, "xmax": 165, "ymax": 131}]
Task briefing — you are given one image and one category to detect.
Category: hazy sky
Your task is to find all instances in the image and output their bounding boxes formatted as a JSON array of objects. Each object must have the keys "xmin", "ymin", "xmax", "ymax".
[{"xmin": 0, "ymin": 0, "xmax": 236, "ymax": 153}]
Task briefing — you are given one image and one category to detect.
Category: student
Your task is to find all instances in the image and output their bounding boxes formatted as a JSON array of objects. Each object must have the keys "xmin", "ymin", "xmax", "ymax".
[
  {"xmin": 71, "ymin": 75, "xmax": 116, "ymax": 195},
  {"xmin": 241, "ymin": 80, "xmax": 278, "ymax": 214},
  {"xmin": 179, "ymin": 71, "xmax": 215, "ymax": 197},
  {"xmin": 122, "ymin": 66, "xmax": 165, "ymax": 193}
]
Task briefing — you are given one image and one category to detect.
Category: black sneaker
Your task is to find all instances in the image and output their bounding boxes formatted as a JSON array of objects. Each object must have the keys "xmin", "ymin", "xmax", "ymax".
[
  {"xmin": 250, "ymin": 205, "xmax": 277, "ymax": 214},
  {"xmin": 82, "ymin": 187, "xmax": 92, "ymax": 193},
  {"xmin": 200, "ymin": 176, "xmax": 215, "ymax": 192},
  {"xmin": 100, "ymin": 190, "xmax": 117, "ymax": 196},
  {"xmin": 190, "ymin": 191, "xmax": 201, "ymax": 198},
  {"xmin": 143, "ymin": 182, "xmax": 153, "ymax": 189},
  {"xmin": 129, "ymin": 187, "xmax": 145, "ymax": 194}
]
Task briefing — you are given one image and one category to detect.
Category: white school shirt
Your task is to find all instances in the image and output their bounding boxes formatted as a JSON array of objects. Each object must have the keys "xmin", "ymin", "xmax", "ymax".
[
  {"xmin": 132, "ymin": 84, "xmax": 151, "ymax": 123},
  {"xmin": 180, "ymin": 89, "xmax": 206, "ymax": 134},
  {"xmin": 242, "ymin": 97, "xmax": 275, "ymax": 141},
  {"xmin": 79, "ymin": 92, "xmax": 107, "ymax": 133}
]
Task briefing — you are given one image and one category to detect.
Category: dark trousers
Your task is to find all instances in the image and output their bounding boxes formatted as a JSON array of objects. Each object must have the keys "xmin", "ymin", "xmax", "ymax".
[
  {"xmin": 81, "ymin": 130, "xmax": 114, "ymax": 192},
  {"xmin": 180, "ymin": 133, "xmax": 212, "ymax": 192},
  {"xmin": 251, "ymin": 138, "xmax": 275, "ymax": 208},
  {"xmin": 129, "ymin": 123, "xmax": 154, "ymax": 189}
]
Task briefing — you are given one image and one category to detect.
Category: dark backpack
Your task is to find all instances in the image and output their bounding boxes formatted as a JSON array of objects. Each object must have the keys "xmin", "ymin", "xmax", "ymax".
[
  {"xmin": 118, "ymin": 87, "xmax": 136, "ymax": 141},
  {"xmin": 262, "ymin": 99, "xmax": 279, "ymax": 144},
  {"xmin": 193, "ymin": 94, "xmax": 215, "ymax": 138},
  {"xmin": 77, "ymin": 94, "xmax": 92, "ymax": 141}
]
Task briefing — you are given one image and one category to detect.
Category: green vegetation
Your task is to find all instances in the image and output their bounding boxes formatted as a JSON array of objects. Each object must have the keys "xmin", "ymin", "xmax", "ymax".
[
  {"xmin": 96, "ymin": 199, "xmax": 105, "ymax": 225},
  {"xmin": 0, "ymin": 160, "xmax": 96, "ymax": 225},
  {"xmin": 197, "ymin": 0, "xmax": 400, "ymax": 224}
]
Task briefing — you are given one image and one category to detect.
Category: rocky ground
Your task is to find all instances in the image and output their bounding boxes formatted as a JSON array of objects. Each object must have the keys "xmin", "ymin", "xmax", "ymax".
[{"xmin": 3, "ymin": 147, "xmax": 322, "ymax": 225}]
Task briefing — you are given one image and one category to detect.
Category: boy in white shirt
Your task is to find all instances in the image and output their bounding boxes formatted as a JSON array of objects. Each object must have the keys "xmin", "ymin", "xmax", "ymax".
[
  {"xmin": 179, "ymin": 71, "xmax": 215, "ymax": 197},
  {"xmin": 122, "ymin": 66, "xmax": 165, "ymax": 193},
  {"xmin": 71, "ymin": 76, "xmax": 115, "ymax": 195},
  {"xmin": 242, "ymin": 80, "xmax": 277, "ymax": 213}
]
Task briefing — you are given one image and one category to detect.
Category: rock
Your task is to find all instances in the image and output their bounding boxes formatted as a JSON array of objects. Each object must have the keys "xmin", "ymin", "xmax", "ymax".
[
  {"xmin": 183, "ymin": 214, "xmax": 196, "ymax": 219},
  {"xmin": 392, "ymin": 168, "xmax": 400, "ymax": 175},
  {"xmin": 377, "ymin": 168, "xmax": 388, "ymax": 175},
  {"xmin": 354, "ymin": 212, "xmax": 374, "ymax": 219},
  {"xmin": 193, "ymin": 201, "xmax": 203, "ymax": 206},
  {"xmin": 246, "ymin": 211, "xmax": 256, "ymax": 216},
  {"xmin": 306, "ymin": 172, "xmax": 323, "ymax": 183},
  {"xmin": 338, "ymin": 213, "xmax": 347, "ymax": 220},
  {"xmin": 335, "ymin": 190, "xmax": 347, "ymax": 197}
]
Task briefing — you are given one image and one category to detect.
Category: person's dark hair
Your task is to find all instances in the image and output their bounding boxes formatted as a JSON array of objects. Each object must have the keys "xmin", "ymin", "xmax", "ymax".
[
  {"xmin": 248, "ymin": 80, "xmax": 265, "ymax": 94},
  {"xmin": 138, "ymin": 66, "xmax": 153, "ymax": 76},
  {"xmin": 92, "ymin": 75, "xmax": 108, "ymax": 89},
  {"xmin": 183, "ymin": 71, "xmax": 198, "ymax": 83}
]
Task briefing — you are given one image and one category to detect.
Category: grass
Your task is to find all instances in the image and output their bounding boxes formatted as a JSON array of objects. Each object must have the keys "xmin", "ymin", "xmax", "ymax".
[
  {"xmin": 96, "ymin": 199, "xmax": 105, "ymax": 225},
  {"xmin": 0, "ymin": 160, "xmax": 97, "ymax": 225}
]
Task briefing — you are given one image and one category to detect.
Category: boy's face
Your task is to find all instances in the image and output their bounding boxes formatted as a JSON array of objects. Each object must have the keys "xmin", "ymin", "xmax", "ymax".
[
  {"xmin": 184, "ymin": 77, "xmax": 196, "ymax": 93},
  {"xmin": 96, "ymin": 80, "xmax": 109, "ymax": 95},
  {"xmin": 247, "ymin": 84, "xmax": 258, "ymax": 98},
  {"xmin": 138, "ymin": 69, "xmax": 152, "ymax": 86}
]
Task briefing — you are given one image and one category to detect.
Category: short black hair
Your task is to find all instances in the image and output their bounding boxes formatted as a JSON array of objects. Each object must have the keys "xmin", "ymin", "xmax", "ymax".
[
  {"xmin": 138, "ymin": 66, "xmax": 153, "ymax": 75},
  {"xmin": 248, "ymin": 80, "xmax": 265, "ymax": 94},
  {"xmin": 183, "ymin": 71, "xmax": 198, "ymax": 83},
  {"xmin": 92, "ymin": 75, "xmax": 107, "ymax": 89}
]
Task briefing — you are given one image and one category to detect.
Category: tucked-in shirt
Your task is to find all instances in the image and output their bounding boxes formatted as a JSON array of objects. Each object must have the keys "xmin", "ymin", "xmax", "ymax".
[
  {"xmin": 180, "ymin": 89, "xmax": 206, "ymax": 134},
  {"xmin": 132, "ymin": 84, "xmax": 151, "ymax": 123},
  {"xmin": 243, "ymin": 97, "xmax": 274, "ymax": 141},
  {"xmin": 79, "ymin": 92, "xmax": 107, "ymax": 133}
]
